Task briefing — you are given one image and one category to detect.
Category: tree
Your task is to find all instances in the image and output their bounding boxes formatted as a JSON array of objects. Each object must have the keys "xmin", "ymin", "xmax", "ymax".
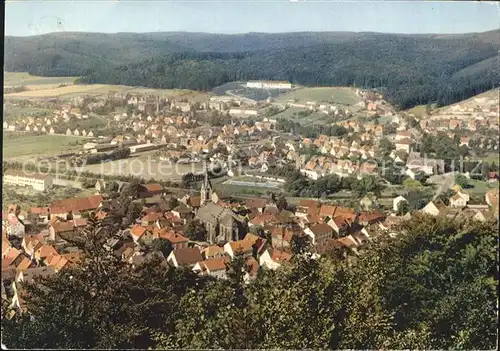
[
  {"xmin": 396, "ymin": 200, "xmax": 409, "ymax": 215},
  {"xmin": 379, "ymin": 138, "xmax": 395, "ymax": 156},
  {"xmin": 437, "ymin": 189, "xmax": 455, "ymax": 206},
  {"xmin": 276, "ymin": 194, "xmax": 288, "ymax": 211},
  {"xmin": 126, "ymin": 202, "xmax": 143, "ymax": 224},
  {"xmin": 352, "ymin": 176, "xmax": 384, "ymax": 197},
  {"xmin": 183, "ymin": 219, "xmax": 207, "ymax": 241},
  {"xmin": 454, "ymin": 173, "xmax": 469, "ymax": 188},
  {"xmin": 151, "ymin": 238, "xmax": 173, "ymax": 258}
]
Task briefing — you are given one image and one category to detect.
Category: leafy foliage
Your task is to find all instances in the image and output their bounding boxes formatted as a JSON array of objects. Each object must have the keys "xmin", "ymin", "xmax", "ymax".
[
  {"xmin": 5, "ymin": 30, "xmax": 499, "ymax": 109},
  {"xmin": 2, "ymin": 214, "xmax": 497, "ymax": 349}
]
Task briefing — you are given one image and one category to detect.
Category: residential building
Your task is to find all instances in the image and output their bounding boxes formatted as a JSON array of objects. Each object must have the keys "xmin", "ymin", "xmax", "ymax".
[{"xmin": 3, "ymin": 170, "xmax": 53, "ymax": 191}]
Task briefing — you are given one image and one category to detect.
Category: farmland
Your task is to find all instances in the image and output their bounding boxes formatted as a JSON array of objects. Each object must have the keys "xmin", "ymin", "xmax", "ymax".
[
  {"xmin": 2, "ymin": 132, "xmax": 86, "ymax": 161},
  {"xmin": 4, "ymin": 72, "xmax": 78, "ymax": 87}
]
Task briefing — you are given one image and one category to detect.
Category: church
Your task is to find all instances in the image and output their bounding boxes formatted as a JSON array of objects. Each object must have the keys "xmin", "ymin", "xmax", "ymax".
[{"xmin": 195, "ymin": 165, "xmax": 245, "ymax": 244}]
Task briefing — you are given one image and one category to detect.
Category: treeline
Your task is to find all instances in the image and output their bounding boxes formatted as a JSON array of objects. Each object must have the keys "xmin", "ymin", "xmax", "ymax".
[
  {"xmin": 85, "ymin": 147, "xmax": 131, "ymax": 165},
  {"xmin": 77, "ymin": 41, "xmax": 499, "ymax": 109},
  {"xmin": 2, "ymin": 215, "xmax": 497, "ymax": 349},
  {"xmin": 276, "ymin": 119, "xmax": 348, "ymax": 138},
  {"xmin": 181, "ymin": 166, "xmax": 224, "ymax": 188},
  {"xmin": 7, "ymin": 31, "xmax": 498, "ymax": 110}
]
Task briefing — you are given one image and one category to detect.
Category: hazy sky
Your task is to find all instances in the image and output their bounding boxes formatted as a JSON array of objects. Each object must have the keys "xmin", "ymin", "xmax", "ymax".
[{"xmin": 5, "ymin": 1, "xmax": 500, "ymax": 36}]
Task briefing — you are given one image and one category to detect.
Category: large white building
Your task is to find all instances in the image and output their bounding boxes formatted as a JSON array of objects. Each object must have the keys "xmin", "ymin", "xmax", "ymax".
[
  {"xmin": 246, "ymin": 80, "xmax": 292, "ymax": 90},
  {"xmin": 3, "ymin": 170, "xmax": 53, "ymax": 191}
]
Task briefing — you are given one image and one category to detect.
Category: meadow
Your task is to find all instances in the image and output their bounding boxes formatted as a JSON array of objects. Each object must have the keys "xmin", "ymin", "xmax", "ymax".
[
  {"xmin": 81, "ymin": 151, "xmax": 204, "ymax": 182},
  {"xmin": 4, "ymin": 72, "xmax": 78, "ymax": 87},
  {"xmin": 2, "ymin": 132, "xmax": 86, "ymax": 160},
  {"xmin": 275, "ymin": 87, "xmax": 361, "ymax": 105}
]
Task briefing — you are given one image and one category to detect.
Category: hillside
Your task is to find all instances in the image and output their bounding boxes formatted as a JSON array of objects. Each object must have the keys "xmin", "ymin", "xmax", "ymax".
[{"xmin": 5, "ymin": 30, "xmax": 500, "ymax": 109}]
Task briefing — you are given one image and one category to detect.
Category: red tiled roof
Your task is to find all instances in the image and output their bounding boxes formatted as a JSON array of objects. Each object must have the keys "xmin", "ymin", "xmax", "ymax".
[
  {"xmin": 201, "ymin": 257, "xmax": 228, "ymax": 272},
  {"xmin": 141, "ymin": 212, "xmax": 164, "ymax": 222},
  {"xmin": 35, "ymin": 245, "xmax": 58, "ymax": 259},
  {"xmin": 140, "ymin": 183, "xmax": 163, "ymax": 192},
  {"xmin": 246, "ymin": 198, "xmax": 268, "ymax": 209},
  {"xmin": 50, "ymin": 195, "xmax": 103, "ymax": 214},
  {"xmin": 271, "ymin": 227, "xmax": 294, "ymax": 242},
  {"xmin": 51, "ymin": 221, "xmax": 75, "ymax": 233},
  {"xmin": 229, "ymin": 240, "xmax": 254, "ymax": 254},
  {"xmin": 130, "ymin": 224, "xmax": 147, "ymax": 238},
  {"xmin": 357, "ymin": 211, "xmax": 386, "ymax": 224},
  {"xmin": 172, "ymin": 247, "xmax": 203, "ymax": 266},
  {"xmin": 249, "ymin": 213, "xmax": 279, "ymax": 226},
  {"xmin": 271, "ymin": 249, "xmax": 292, "ymax": 262},
  {"xmin": 309, "ymin": 223, "xmax": 334, "ymax": 236}
]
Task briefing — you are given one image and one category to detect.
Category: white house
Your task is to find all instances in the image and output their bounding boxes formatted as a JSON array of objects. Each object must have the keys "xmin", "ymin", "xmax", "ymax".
[
  {"xmin": 421, "ymin": 201, "xmax": 445, "ymax": 216},
  {"xmin": 393, "ymin": 195, "xmax": 408, "ymax": 212},
  {"xmin": 192, "ymin": 258, "xmax": 228, "ymax": 279},
  {"xmin": 246, "ymin": 80, "xmax": 292, "ymax": 89},
  {"xmin": 259, "ymin": 249, "xmax": 292, "ymax": 270},
  {"xmin": 450, "ymin": 192, "xmax": 468, "ymax": 208}
]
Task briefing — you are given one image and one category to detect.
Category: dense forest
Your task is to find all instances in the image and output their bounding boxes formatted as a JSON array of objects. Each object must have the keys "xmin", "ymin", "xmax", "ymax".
[
  {"xmin": 2, "ymin": 214, "xmax": 498, "ymax": 349},
  {"xmin": 5, "ymin": 30, "xmax": 499, "ymax": 109}
]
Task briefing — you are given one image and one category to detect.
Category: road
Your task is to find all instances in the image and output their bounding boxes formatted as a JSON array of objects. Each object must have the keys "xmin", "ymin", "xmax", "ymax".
[
  {"xmin": 225, "ymin": 90, "xmax": 257, "ymax": 104},
  {"xmin": 428, "ymin": 172, "xmax": 455, "ymax": 199}
]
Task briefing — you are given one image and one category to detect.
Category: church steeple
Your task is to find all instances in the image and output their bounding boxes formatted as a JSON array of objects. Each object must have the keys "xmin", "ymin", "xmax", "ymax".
[{"xmin": 200, "ymin": 161, "xmax": 213, "ymax": 205}]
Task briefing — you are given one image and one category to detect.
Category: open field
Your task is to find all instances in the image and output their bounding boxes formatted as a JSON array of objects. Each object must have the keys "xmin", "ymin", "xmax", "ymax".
[
  {"xmin": 4, "ymin": 72, "xmax": 211, "ymax": 101},
  {"xmin": 5, "ymin": 84, "xmax": 113, "ymax": 98},
  {"xmin": 467, "ymin": 179, "xmax": 498, "ymax": 196},
  {"xmin": 2, "ymin": 132, "xmax": 86, "ymax": 160},
  {"xmin": 471, "ymin": 153, "xmax": 499, "ymax": 164},
  {"xmin": 3, "ymin": 105, "xmax": 52, "ymax": 121},
  {"xmin": 81, "ymin": 151, "xmax": 204, "ymax": 182},
  {"xmin": 275, "ymin": 87, "xmax": 361, "ymax": 105},
  {"xmin": 407, "ymin": 104, "xmax": 430, "ymax": 118},
  {"xmin": 4, "ymin": 72, "xmax": 78, "ymax": 87},
  {"xmin": 2, "ymin": 184, "xmax": 95, "ymax": 211},
  {"xmin": 4, "ymin": 84, "xmax": 210, "ymax": 102}
]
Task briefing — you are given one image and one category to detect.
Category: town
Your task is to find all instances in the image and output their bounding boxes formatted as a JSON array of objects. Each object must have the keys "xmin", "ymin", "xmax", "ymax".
[{"xmin": 2, "ymin": 77, "xmax": 499, "ymax": 320}]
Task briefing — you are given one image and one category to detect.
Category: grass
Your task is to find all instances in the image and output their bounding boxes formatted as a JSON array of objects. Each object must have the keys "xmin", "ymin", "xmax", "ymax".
[
  {"xmin": 275, "ymin": 87, "xmax": 361, "ymax": 105},
  {"xmin": 471, "ymin": 153, "xmax": 499, "ymax": 165},
  {"xmin": 2, "ymin": 132, "xmax": 86, "ymax": 160},
  {"xmin": 81, "ymin": 151, "xmax": 203, "ymax": 182},
  {"xmin": 407, "ymin": 104, "xmax": 434, "ymax": 118},
  {"xmin": 3, "ymin": 105, "xmax": 52, "ymax": 121},
  {"xmin": 467, "ymin": 179, "xmax": 498, "ymax": 196},
  {"xmin": 4, "ymin": 72, "xmax": 78, "ymax": 87},
  {"xmin": 4, "ymin": 84, "xmax": 112, "ymax": 98},
  {"xmin": 2, "ymin": 184, "xmax": 95, "ymax": 211}
]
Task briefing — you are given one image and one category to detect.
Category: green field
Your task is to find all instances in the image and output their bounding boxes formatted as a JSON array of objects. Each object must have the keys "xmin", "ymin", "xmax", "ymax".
[
  {"xmin": 81, "ymin": 151, "xmax": 203, "ymax": 182},
  {"xmin": 4, "ymin": 72, "xmax": 211, "ymax": 102},
  {"xmin": 3, "ymin": 105, "xmax": 52, "ymax": 121},
  {"xmin": 4, "ymin": 72, "xmax": 78, "ymax": 87},
  {"xmin": 407, "ymin": 104, "xmax": 436, "ymax": 118},
  {"xmin": 275, "ymin": 87, "xmax": 361, "ymax": 105},
  {"xmin": 2, "ymin": 132, "xmax": 86, "ymax": 160},
  {"xmin": 471, "ymin": 153, "xmax": 499, "ymax": 164},
  {"xmin": 467, "ymin": 179, "xmax": 498, "ymax": 196}
]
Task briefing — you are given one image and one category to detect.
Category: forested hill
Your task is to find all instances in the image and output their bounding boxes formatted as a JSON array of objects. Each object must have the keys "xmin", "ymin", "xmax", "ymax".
[{"xmin": 5, "ymin": 30, "xmax": 500, "ymax": 109}]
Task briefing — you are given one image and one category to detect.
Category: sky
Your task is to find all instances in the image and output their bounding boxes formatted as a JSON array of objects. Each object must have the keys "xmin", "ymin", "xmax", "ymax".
[{"xmin": 5, "ymin": 1, "xmax": 500, "ymax": 36}]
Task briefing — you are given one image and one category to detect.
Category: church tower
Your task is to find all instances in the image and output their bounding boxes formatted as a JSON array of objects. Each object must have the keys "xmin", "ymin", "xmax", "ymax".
[{"xmin": 200, "ymin": 162, "xmax": 213, "ymax": 205}]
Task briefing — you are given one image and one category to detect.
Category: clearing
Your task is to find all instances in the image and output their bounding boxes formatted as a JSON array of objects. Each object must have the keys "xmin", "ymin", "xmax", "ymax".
[
  {"xmin": 81, "ymin": 151, "xmax": 204, "ymax": 182},
  {"xmin": 275, "ymin": 87, "xmax": 361, "ymax": 106},
  {"xmin": 4, "ymin": 72, "xmax": 211, "ymax": 102},
  {"xmin": 4, "ymin": 72, "xmax": 78, "ymax": 87},
  {"xmin": 2, "ymin": 132, "xmax": 86, "ymax": 160}
]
